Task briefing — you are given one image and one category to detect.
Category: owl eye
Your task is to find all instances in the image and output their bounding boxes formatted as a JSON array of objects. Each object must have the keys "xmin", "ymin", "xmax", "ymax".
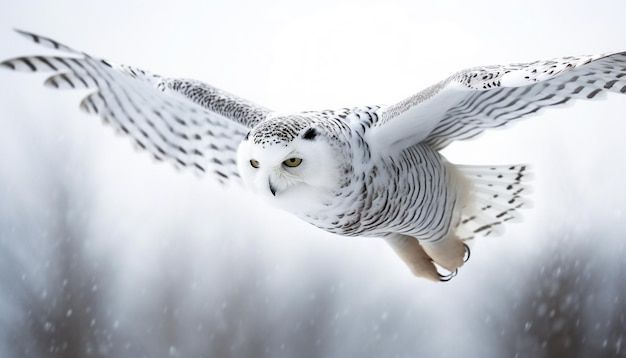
[
  {"xmin": 283, "ymin": 157, "xmax": 303, "ymax": 168},
  {"xmin": 250, "ymin": 159, "xmax": 260, "ymax": 168}
]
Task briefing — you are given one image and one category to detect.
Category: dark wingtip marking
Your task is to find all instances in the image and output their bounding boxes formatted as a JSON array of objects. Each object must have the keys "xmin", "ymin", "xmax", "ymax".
[
  {"xmin": 302, "ymin": 127, "xmax": 318, "ymax": 140},
  {"xmin": 59, "ymin": 73, "xmax": 75, "ymax": 88},
  {"xmin": 20, "ymin": 57, "xmax": 36, "ymax": 71},
  {"xmin": 13, "ymin": 28, "xmax": 32, "ymax": 38},
  {"xmin": 47, "ymin": 77, "xmax": 59, "ymax": 88},
  {"xmin": 14, "ymin": 29, "xmax": 61, "ymax": 49},
  {"xmin": 100, "ymin": 59, "xmax": 113, "ymax": 68},
  {"xmin": 36, "ymin": 56, "xmax": 57, "ymax": 70},
  {"xmin": 87, "ymin": 97, "xmax": 99, "ymax": 114},
  {"xmin": 0, "ymin": 61, "xmax": 15, "ymax": 70}
]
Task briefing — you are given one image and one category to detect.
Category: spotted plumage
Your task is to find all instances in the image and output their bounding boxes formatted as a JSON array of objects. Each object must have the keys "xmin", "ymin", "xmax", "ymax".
[{"xmin": 3, "ymin": 30, "xmax": 625, "ymax": 281}]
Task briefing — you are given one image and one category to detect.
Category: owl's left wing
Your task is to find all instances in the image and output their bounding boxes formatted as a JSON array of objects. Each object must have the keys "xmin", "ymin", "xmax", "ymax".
[
  {"xmin": 369, "ymin": 52, "xmax": 626, "ymax": 152},
  {"xmin": 1, "ymin": 30, "xmax": 272, "ymax": 183}
]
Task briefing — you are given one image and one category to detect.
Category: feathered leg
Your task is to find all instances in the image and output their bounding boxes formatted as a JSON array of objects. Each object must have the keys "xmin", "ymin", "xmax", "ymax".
[
  {"xmin": 385, "ymin": 234, "xmax": 439, "ymax": 282},
  {"xmin": 421, "ymin": 234, "xmax": 466, "ymax": 272}
]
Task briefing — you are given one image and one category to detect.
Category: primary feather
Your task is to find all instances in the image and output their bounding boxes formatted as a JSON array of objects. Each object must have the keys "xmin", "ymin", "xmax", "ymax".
[
  {"xmin": 1, "ymin": 29, "xmax": 269, "ymax": 182},
  {"xmin": 371, "ymin": 52, "xmax": 626, "ymax": 152}
]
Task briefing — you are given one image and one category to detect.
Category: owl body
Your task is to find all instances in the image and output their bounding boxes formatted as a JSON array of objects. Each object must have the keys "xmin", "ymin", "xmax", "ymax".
[
  {"xmin": 241, "ymin": 107, "xmax": 461, "ymax": 244},
  {"xmin": 5, "ymin": 30, "xmax": 625, "ymax": 280},
  {"xmin": 328, "ymin": 142, "xmax": 458, "ymax": 243}
]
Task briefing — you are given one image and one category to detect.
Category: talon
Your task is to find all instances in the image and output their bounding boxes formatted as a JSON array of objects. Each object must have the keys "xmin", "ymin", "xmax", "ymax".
[
  {"xmin": 463, "ymin": 243, "xmax": 471, "ymax": 263},
  {"xmin": 437, "ymin": 268, "xmax": 458, "ymax": 282}
]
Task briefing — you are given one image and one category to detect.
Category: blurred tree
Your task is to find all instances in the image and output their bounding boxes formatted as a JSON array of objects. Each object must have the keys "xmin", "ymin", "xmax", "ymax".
[
  {"xmin": 499, "ymin": 232, "xmax": 626, "ymax": 358},
  {"xmin": 0, "ymin": 124, "xmax": 113, "ymax": 357}
]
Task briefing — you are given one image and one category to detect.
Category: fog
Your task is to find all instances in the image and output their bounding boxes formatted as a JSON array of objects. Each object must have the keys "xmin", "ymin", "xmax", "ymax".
[{"xmin": 1, "ymin": 1, "xmax": 626, "ymax": 357}]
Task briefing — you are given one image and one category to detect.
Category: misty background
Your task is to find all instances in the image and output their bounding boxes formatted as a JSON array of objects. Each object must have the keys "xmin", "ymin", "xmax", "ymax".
[{"xmin": 1, "ymin": 0, "xmax": 626, "ymax": 357}]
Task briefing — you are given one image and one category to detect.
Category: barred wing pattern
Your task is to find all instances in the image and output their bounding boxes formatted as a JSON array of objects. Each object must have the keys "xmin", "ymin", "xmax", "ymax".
[
  {"xmin": 1, "ymin": 30, "xmax": 271, "ymax": 183},
  {"xmin": 374, "ymin": 52, "xmax": 626, "ymax": 151}
]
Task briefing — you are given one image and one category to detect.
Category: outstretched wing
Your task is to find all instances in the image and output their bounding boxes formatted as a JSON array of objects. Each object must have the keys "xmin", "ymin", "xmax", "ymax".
[
  {"xmin": 1, "ymin": 30, "xmax": 271, "ymax": 183},
  {"xmin": 369, "ymin": 52, "xmax": 626, "ymax": 152}
]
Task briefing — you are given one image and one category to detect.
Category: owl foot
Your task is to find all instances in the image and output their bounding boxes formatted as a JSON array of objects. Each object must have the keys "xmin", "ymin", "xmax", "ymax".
[
  {"xmin": 437, "ymin": 267, "xmax": 458, "ymax": 282},
  {"xmin": 422, "ymin": 235, "xmax": 466, "ymax": 272},
  {"xmin": 385, "ymin": 235, "xmax": 441, "ymax": 282},
  {"xmin": 434, "ymin": 243, "xmax": 469, "ymax": 281},
  {"xmin": 463, "ymin": 243, "xmax": 471, "ymax": 263}
]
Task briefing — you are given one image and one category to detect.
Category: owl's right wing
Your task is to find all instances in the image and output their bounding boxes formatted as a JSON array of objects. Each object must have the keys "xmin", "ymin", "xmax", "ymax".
[
  {"xmin": 368, "ymin": 51, "xmax": 626, "ymax": 153},
  {"xmin": 1, "ymin": 30, "xmax": 271, "ymax": 183}
]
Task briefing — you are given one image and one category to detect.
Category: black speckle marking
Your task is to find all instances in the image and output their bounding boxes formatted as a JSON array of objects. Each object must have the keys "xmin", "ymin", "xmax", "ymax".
[
  {"xmin": 215, "ymin": 170, "xmax": 228, "ymax": 179},
  {"xmin": 587, "ymin": 88, "xmax": 602, "ymax": 99},
  {"xmin": 604, "ymin": 80, "xmax": 618, "ymax": 89},
  {"xmin": 302, "ymin": 127, "xmax": 318, "ymax": 140}
]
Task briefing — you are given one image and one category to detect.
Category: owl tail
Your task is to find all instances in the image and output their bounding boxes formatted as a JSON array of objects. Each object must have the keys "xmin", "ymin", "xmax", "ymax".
[{"xmin": 452, "ymin": 164, "xmax": 533, "ymax": 241}]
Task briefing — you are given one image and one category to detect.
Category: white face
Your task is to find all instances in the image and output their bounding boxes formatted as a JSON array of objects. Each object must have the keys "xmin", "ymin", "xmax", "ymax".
[{"xmin": 237, "ymin": 131, "xmax": 342, "ymax": 214}]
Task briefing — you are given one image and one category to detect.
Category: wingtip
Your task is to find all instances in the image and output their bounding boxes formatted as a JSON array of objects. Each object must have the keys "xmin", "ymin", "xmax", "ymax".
[
  {"xmin": 13, "ymin": 28, "xmax": 39, "ymax": 42},
  {"xmin": 0, "ymin": 59, "xmax": 16, "ymax": 71},
  {"xmin": 10, "ymin": 28, "xmax": 76, "ymax": 53}
]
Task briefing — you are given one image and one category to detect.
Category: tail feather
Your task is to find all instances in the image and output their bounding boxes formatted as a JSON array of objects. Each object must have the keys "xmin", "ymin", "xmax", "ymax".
[{"xmin": 454, "ymin": 164, "xmax": 532, "ymax": 241}]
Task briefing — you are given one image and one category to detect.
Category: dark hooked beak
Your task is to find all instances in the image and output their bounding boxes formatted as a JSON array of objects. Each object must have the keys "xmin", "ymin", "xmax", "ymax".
[{"xmin": 268, "ymin": 178, "xmax": 277, "ymax": 196}]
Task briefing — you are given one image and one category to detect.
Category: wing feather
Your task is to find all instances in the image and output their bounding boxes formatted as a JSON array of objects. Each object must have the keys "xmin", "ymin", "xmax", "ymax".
[
  {"xmin": 1, "ymin": 30, "xmax": 271, "ymax": 183},
  {"xmin": 371, "ymin": 52, "xmax": 626, "ymax": 152}
]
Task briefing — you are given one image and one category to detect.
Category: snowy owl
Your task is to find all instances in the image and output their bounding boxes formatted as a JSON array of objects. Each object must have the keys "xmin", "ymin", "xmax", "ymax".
[{"xmin": 3, "ymin": 30, "xmax": 626, "ymax": 282}]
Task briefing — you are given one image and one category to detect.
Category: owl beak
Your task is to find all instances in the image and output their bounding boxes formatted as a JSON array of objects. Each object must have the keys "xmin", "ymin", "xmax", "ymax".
[{"xmin": 268, "ymin": 178, "xmax": 277, "ymax": 196}]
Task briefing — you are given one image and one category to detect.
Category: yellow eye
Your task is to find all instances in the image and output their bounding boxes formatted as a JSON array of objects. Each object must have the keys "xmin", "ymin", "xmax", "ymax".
[
  {"xmin": 250, "ymin": 159, "xmax": 260, "ymax": 168},
  {"xmin": 283, "ymin": 157, "xmax": 302, "ymax": 168}
]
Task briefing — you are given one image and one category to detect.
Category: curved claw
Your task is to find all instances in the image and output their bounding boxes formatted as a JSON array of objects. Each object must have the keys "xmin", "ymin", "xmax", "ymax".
[
  {"xmin": 463, "ymin": 243, "xmax": 471, "ymax": 263},
  {"xmin": 437, "ymin": 268, "xmax": 458, "ymax": 282}
]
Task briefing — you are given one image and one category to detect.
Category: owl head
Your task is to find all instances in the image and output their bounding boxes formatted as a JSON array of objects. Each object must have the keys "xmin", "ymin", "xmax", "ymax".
[{"xmin": 237, "ymin": 114, "xmax": 349, "ymax": 212}]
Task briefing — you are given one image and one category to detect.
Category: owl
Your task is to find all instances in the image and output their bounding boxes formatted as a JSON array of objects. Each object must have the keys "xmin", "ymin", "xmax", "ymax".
[{"xmin": 3, "ymin": 30, "xmax": 625, "ymax": 282}]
